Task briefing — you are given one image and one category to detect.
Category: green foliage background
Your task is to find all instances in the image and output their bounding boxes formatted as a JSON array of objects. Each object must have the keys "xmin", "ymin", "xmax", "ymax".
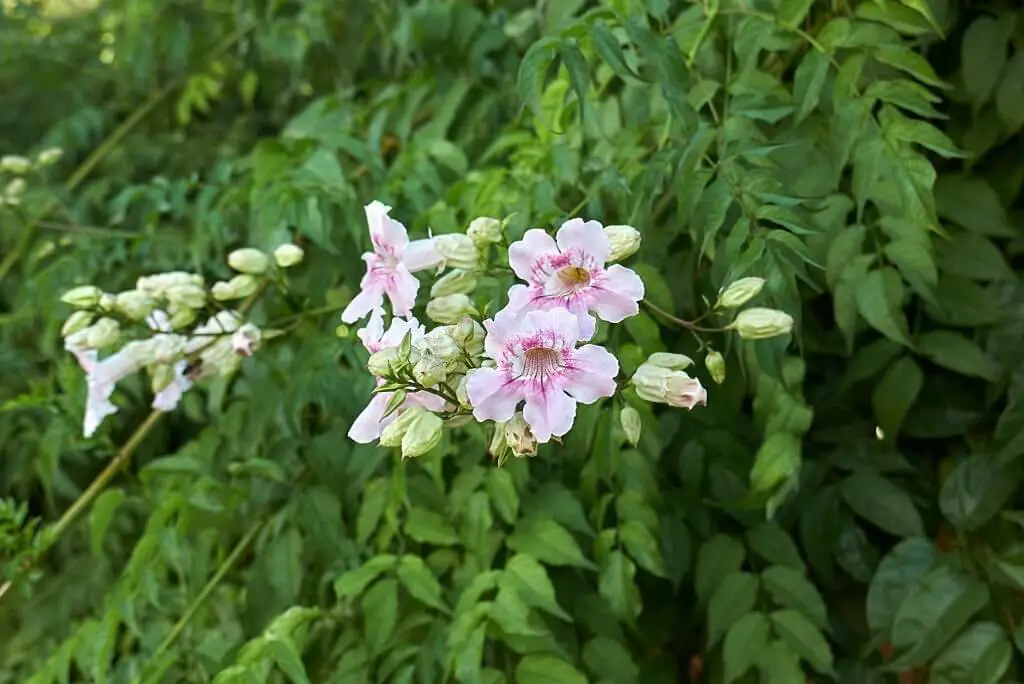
[{"xmin": 2, "ymin": 0, "xmax": 1024, "ymax": 682}]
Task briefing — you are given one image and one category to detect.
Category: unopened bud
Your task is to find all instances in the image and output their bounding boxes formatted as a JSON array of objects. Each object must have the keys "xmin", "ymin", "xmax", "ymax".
[
  {"xmin": 456, "ymin": 374, "xmax": 471, "ymax": 408},
  {"xmin": 732, "ymin": 307, "xmax": 794, "ymax": 340},
  {"xmin": 151, "ymin": 364, "xmax": 175, "ymax": 395},
  {"xmin": 368, "ymin": 347, "xmax": 403, "ymax": 377},
  {"xmin": 114, "ymin": 290, "xmax": 156, "ymax": 320},
  {"xmin": 36, "ymin": 148, "xmax": 63, "ymax": 166},
  {"xmin": 413, "ymin": 355, "xmax": 449, "ymax": 387},
  {"xmin": 167, "ymin": 303, "xmax": 197, "ymax": 330},
  {"xmin": 505, "ymin": 412, "xmax": 537, "ymax": 458},
  {"xmin": 380, "ymin": 406, "xmax": 424, "ymax": 448},
  {"xmin": 3, "ymin": 178, "xmax": 26, "ymax": 205},
  {"xmin": 165, "ymin": 283, "xmax": 207, "ymax": 309},
  {"xmin": 227, "ymin": 248, "xmax": 270, "ymax": 275},
  {"xmin": 631, "ymin": 363, "xmax": 707, "ymax": 410},
  {"xmin": 421, "ymin": 326, "xmax": 460, "ymax": 359},
  {"xmin": 717, "ymin": 277, "xmax": 765, "ymax": 309},
  {"xmin": 273, "ymin": 243, "xmax": 304, "ymax": 268},
  {"xmin": 85, "ymin": 317, "xmax": 121, "ymax": 349},
  {"xmin": 211, "ymin": 274, "xmax": 259, "ymax": 301},
  {"xmin": 0, "ymin": 155, "xmax": 31, "ymax": 174},
  {"xmin": 433, "ymin": 234, "xmax": 480, "ymax": 270},
  {"xmin": 489, "ymin": 419, "xmax": 510, "ymax": 460},
  {"xmin": 431, "ymin": 269, "xmax": 477, "ymax": 298},
  {"xmin": 402, "ymin": 410, "xmax": 444, "ymax": 459},
  {"xmin": 620, "ymin": 406, "xmax": 642, "ymax": 447},
  {"xmin": 705, "ymin": 350, "xmax": 726, "ymax": 384},
  {"xmin": 426, "ymin": 294, "xmax": 477, "ymax": 325},
  {"xmin": 466, "ymin": 216, "xmax": 502, "ymax": 247},
  {"xmin": 604, "ymin": 225, "xmax": 641, "ymax": 262},
  {"xmin": 452, "ymin": 317, "xmax": 485, "ymax": 356},
  {"xmin": 61, "ymin": 285, "xmax": 103, "ymax": 308},
  {"xmin": 646, "ymin": 352, "xmax": 694, "ymax": 371},
  {"xmin": 150, "ymin": 334, "xmax": 187, "ymax": 365},
  {"xmin": 232, "ymin": 324, "xmax": 261, "ymax": 356},
  {"xmin": 61, "ymin": 310, "xmax": 94, "ymax": 336}
]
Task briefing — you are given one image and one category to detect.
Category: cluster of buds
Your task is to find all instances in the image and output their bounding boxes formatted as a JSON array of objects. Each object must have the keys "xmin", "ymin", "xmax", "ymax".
[
  {"xmin": 714, "ymin": 276, "xmax": 794, "ymax": 340},
  {"xmin": 211, "ymin": 244, "xmax": 304, "ymax": 300},
  {"xmin": 1, "ymin": 149, "xmax": 63, "ymax": 207}
]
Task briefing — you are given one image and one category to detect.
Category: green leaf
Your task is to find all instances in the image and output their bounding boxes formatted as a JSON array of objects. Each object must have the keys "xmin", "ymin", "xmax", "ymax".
[
  {"xmin": 769, "ymin": 610, "xmax": 835, "ymax": 676},
  {"xmin": 517, "ymin": 37, "xmax": 560, "ymax": 118},
  {"xmin": 507, "ymin": 518, "xmax": 596, "ymax": 570},
  {"xmin": 581, "ymin": 636, "xmax": 639, "ymax": 684},
  {"xmin": 333, "ymin": 555, "xmax": 397, "ymax": 599},
  {"xmin": 745, "ymin": 523, "xmax": 806, "ymax": 572},
  {"xmin": 558, "ymin": 39, "xmax": 590, "ymax": 123},
  {"xmin": 707, "ymin": 571, "xmax": 760, "ymax": 648},
  {"xmin": 587, "ymin": 20, "xmax": 647, "ymax": 83},
  {"xmin": 756, "ymin": 640, "xmax": 806, "ymax": 684},
  {"xmin": 916, "ymin": 330, "xmax": 1000, "ymax": 382},
  {"xmin": 777, "ymin": 0, "xmax": 815, "ymax": 27},
  {"xmin": 404, "ymin": 508, "xmax": 460, "ymax": 546},
  {"xmin": 961, "ymin": 16, "xmax": 1010, "ymax": 109},
  {"xmin": 762, "ymin": 566, "xmax": 829, "ymax": 631},
  {"xmin": 396, "ymin": 555, "xmax": 448, "ymax": 614},
  {"xmin": 362, "ymin": 577, "xmax": 399, "ymax": 655},
  {"xmin": 599, "ymin": 550, "xmax": 642, "ymax": 622},
  {"xmin": 855, "ymin": 267, "xmax": 912, "ymax": 346},
  {"xmin": 793, "ymin": 50, "xmax": 829, "ymax": 122},
  {"xmin": 486, "ymin": 468, "xmax": 520, "ymax": 525},
  {"xmin": 749, "ymin": 432, "xmax": 802, "ymax": 494},
  {"xmin": 502, "ymin": 553, "xmax": 572, "ymax": 621},
  {"xmin": 268, "ymin": 637, "xmax": 311, "ymax": 684},
  {"xmin": 695, "ymin": 534, "xmax": 746, "ymax": 606},
  {"xmin": 889, "ymin": 566, "xmax": 991, "ymax": 669},
  {"xmin": 935, "ymin": 231, "xmax": 1014, "ymax": 282},
  {"xmin": 934, "ymin": 174, "xmax": 1013, "ymax": 237},
  {"xmin": 618, "ymin": 521, "xmax": 667, "ymax": 578},
  {"xmin": 872, "ymin": 356, "xmax": 924, "ymax": 440},
  {"xmin": 939, "ymin": 455, "xmax": 1023, "ymax": 531},
  {"xmin": 882, "ymin": 106, "xmax": 963, "ymax": 158},
  {"xmin": 514, "ymin": 655, "xmax": 588, "ymax": 684},
  {"xmin": 840, "ymin": 472, "xmax": 924, "ymax": 538},
  {"xmin": 826, "ymin": 225, "xmax": 867, "ymax": 289},
  {"xmin": 874, "ymin": 45, "xmax": 948, "ymax": 89},
  {"xmin": 929, "ymin": 622, "xmax": 1012, "ymax": 684},
  {"xmin": 996, "ymin": 52, "xmax": 1024, "ymax": 133},
  {"xmin": 866, "ymin": 538, "xmax": 938, "ymax": 634},
  {"xmin": 723, "ymin": 612, "xmax": 771, "ymax": 683},
  {"xmin": 866, "ymin": 79, "xmax": 944, "ymax": 118},
  {"xmin": 355, "ymin": 478, "xmax": 388, "ymax": 546},
  {"xmin": 883, "ymin": 239, "xmax": 937, "ymax": 297},
  {"xmin": 89, "ymin": 488, "xmax": 126, "ymax": 558}
]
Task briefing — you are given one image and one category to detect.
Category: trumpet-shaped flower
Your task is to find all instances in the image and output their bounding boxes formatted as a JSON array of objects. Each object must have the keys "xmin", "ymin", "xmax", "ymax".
[
  {"xmin": 341, "ymin": 201, "xmax": 443, "ymax": 323},
  {"xmin": 466, "ymin": 307, "xmax": 618, "ymax": 443},
  {"xmin": 505, "ymin": 218, "xmax": 645, "ymax": 340},
  {"xmin": 348, "ymin": 308, "xmax": 446, "ymax": 443}
]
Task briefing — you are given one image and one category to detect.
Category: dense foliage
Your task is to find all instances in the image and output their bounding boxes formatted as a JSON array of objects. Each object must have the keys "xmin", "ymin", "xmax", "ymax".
[{"xmin": 3, "ymin": 0, "xmax": 1024, "ymax": 682}]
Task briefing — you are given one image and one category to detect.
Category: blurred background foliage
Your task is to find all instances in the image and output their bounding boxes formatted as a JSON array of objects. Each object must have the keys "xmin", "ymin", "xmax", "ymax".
[{"xmin": 2, "ymin": 0, "xmax": 1024, "ymax": 682}]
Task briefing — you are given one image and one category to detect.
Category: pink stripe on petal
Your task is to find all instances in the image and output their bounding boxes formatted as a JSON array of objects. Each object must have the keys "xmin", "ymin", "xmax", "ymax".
[
  {"xmin": 467, "ymin": 367, "xmax": 522, "ymax": 422},
  {"xmin": 508, "ymin": 229, "xmax": 558, "ymax": 283},
  {"xmin": 565, "ymin": 345, "xmax": 619, "ymax": 403},
  {"xmin": 523, "ymin": 388, "xmax": 576, "ymax": 443},
  {"xmin": 556, "ymin": 218, "xmax": 611, "ymax": 264}
]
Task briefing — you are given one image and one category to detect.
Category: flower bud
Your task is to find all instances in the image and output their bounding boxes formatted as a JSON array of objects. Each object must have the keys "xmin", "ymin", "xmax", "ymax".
[
  {"xmin": 705, "ymin": 350, "xmax": 726, "ymax": 384},
  {"xmin": 380, "ymin": 406, "xmax": 424, "ymax": 448},
  {"xmin": 732, "ymin": 307, "xmax": 794, "ymax": 340},
  {"xmin": 3, "ymin": 178, "xmax": 26, "ymax": 205},
  {"xmin": 421, "ymin": 326, "xmax": 460, "ymax": 360},
  {"xmin": 505, "ymin": 412, "xmax": 537, "ymax": 458},
  {"xmin": 466, "ymin": 216, "xmax": 502, "ymax": 247},
  {"xmin": 620, "ymin": 406, "xmax": 642, "ymax": 447},
  {"xmin": 61, "ymin": 285, "xmax": 103, "ymax": 308},
  {"xmin": 402, "ymin": 410, "xmax": 444, "ymax": 459},
  {"xmin": 211, "ymin": 274, "xmax": 259, "ymax": 301},
  {"xmin": 430, "ymin": 269, "xmax": 477, "ymax": 298},
  {"xmin": 85, "ymin": 317, "xmax": 121, "ymax": 349},
  {"xmin": 413, "ymin": 355, "xmax": 449, "ymax": 386},
  {"xmin": 114, "ymin": 290, "xmax": 156, "ymax": 320},
  {"xmin": 645, "ymin": 352, "xmax": 694, "ymax": 371},
  {"xmin": 165, "ymin": 282, "xmax": 207, "ymax": 309},
  {"xmin": 232, "ymin": 324, "xmax": 261, "ymax": 356},
  {"xmin": 631, "ymin": 364, "xmax": 673, "ymax": 403},
  {"xmin": 489, "ymin": 419, "xmax": 510, "ymax": 460},
  {"xmin": 452, "ymin": 317, "xmax": 485, "ymax": 356},
  {"xmin": 151, "ymin": 364, "xmax": 175, "ymax": 395},
  {"xmin": 368, "ymin": 347, "xmax": 403, "ymax": 377},
  {"xmin": 433, "ymin": 234, "xmax": 480, "ymax": 270},
  {"xmin": 717, "ymin": 277, "xmax": 765, "ymax": 309},
  {"xmin": 61, "ymin": 310, "xmax": 94, "ymax": 337},
  {"xmin": 631, "ymin": 363, "xmax": 707, "ymax": 410},
  {"xmin": 168, "ymin": 303, "xmax": 197, "ymax": 329},
  {"xmin": 455, "ymin": 374, "xmax": 471, "ymax": 408},
  {"xmin": 426, "ymin": 293, "xmax": 477, "ymax": 325},
  {"xmin": 604, "ymin": 225, "xmax": 641, "ymax": 262},
  {"xmin": 1, "ymin": 155, "xmax": 31, "ymax": 174},
  {"xmin": 273, "ymin": 243, "xmax": 304, "ymax": 268},
  {"xmin": 227, "ymin": 248, "xmax": 270, "ymax": 275},
  {"xmin": 150, "ymin": 333, "xmax": 187, "ymax": 365},
  {"xmin": 36, "ymin": 148, "xmax": 63, "ymax": 166}
]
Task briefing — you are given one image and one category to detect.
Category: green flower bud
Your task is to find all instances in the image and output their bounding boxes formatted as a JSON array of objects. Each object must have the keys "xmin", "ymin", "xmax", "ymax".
[
  {"xmin": 604, "ymin": 225, "xmax": 641, "ymax": 262},
  {"xmin": 717, "ymin": 277, "xmax": 765, "ymax": 309},
  {"xmin": 488, "ymin": 418, "xmax": 510, "ymax": 462},
  {"xmin": 732, "ymin": 307, "xmax": 794, "ymax": 340},
  {"xmin": 114, "ymin": 290, "xmax": 156, "ymax": 321},
  {"xmin": 433, "ymin": 234, "xmax": 480, "ymax": 270},
  {"xmin": 61, "ymin": 285, "xmax": 103, "ymax": 308},
  {"xmin": 402, "ymin": 409, "xmax": 443, "ymax": 459},
  {"xmin": 645, "ymin": 352, "xmax": 694, "ymax": 371},
  {"xmin": 151, "ymin": 364, "xmax": 175, "ymax": 395},
  {"xmin": 426, "ymin": 293, "xmax": 477, "ymax": 325},
  {"xmin": 631, "ymin": 363, "xmax": 707, "ymax": 409},
  {"xmin": 379, "ymin": 406, "xmax": 425, "ymax": 448},
  {"xmin": 620, "ymin": 406, "xmax": 642, "ymax": 447},
  {"xmin": 413, "ymin": 355, "xmax": 449, "ymax": 387},
  {"xmin": 167, "ymin": 303, "xmax": 197, "ymax": 329},
  {"xmin": 227, "ymin": 247, "xmax": 270, "ymax": 275},
  {"xmin": 368, "ymin": 347, "xmax": 403, "ymax": 377},
  {"xmin": 0, "ymin": 155, "xmax": 31, "ymax": 174},
  {"xmin": 211, "ymin": 274, "xmax": 259, "ymax": 301},
  {"xmin": 504, "ymin": 412, "xmax": 537, "ymax": 458},
  {"xmin": 430, "ymin": 269, "xmax": 477, "ymax": 298},
  {"xmin": 85, "ymin": 317, "xmax": 121, "ymax": 349},
  {"xmin": 165, "ymin": 282, "xmax": 207, "ymax": 309},
  {"xmin": 453, "ymin": 317, "xmax": 485, "ymax": 356},
  {"xmin": 421, "ymin": 326, "xmax": 460, "ymax": 360},
  {"xmin": 705, "ymin": 350, "xmax": 726, "ymax": 384},
  {"xmin": 3, "ymin": 178, "xmax": 26, "ymax": 205},
  {"xmin": 61, "ymin": 310, "xmax": 94, "ymax": 337},
  {"xmin": 466, "ymin": 216, "xmax": 502, "ymax": 247},
  {"xmin": 36, "ymin": 148, "xmax": 63, "ymax": 166},
  {"xmin": 273, "ymin": 243, "xmax": 304, "ymax": 268}
]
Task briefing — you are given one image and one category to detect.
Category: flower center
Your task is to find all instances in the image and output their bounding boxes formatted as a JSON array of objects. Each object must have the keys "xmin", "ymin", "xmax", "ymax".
[
  {"xmin": 521, "ymin": 347, "xmax": 562, "ymax": 379},
  {"xmin": 545, "ymin": 265, "xmax": 591, "ymax": 297}
]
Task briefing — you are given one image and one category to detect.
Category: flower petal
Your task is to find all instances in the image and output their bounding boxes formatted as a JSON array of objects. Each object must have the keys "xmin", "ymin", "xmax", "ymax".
[
  {"xmin": 522, "ymin": 307, "xmax": 580, "ymax": 348},
  {"xmin": 565, "ymin": 344, "xmax": 619, "ymax": 403},
  {"xmin": 403, "ymin": 238, "xmax": 444, "ymax": 272},
  {"xmin": 365, "ymin": 200, "xmax": 409, "ymax": 255},
  {"xmin": 384, "ymin": 264, "xmax": 420, "ymax": 318},
  {"xmin": 523, "ymin": 387, "xmax": 576, "ymax": 443},
  {"xmin": 341, "ymin": 285, "xmax": 384, "ymax": 324},
  {"xmin": 152, "ymin": 361, "xmax": 193, "ymax": 411},
  {"xmin": 566, "ymin": 296, "xmax": 597, "ymax": 341},
  {"xmin": 356, "ymin": 307, "xmax": 387, "ymax": 351},
  {"xmin": 508, "ymin": 229, "xmax": 558, "ymax": 282},
  {"xmin": 484, "ymin": 300, "xmax": 526, "ymax": 361},
  {"xmin": 408, "ymin": 390, "xmax": 448, "ymax": 413},
  {"xmin": 348, "ymin": 393, "xmax": 391, "ymax": 443},
  {"xmin": 467, "ymin": 367, "xmax": 521, "ymax": 422},
  {"xmin": 589, "ymin": 264, "xmax": 645, "ymax": 323},
  {"xmin": 556, "ymin": 218, "xmax": 611, "ymax": 264}
]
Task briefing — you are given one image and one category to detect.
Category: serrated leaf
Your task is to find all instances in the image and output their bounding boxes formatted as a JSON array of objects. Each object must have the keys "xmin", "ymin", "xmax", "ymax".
[
  {"xmin": 581, "ymin": 635, "xmax": 639, "ymax": 684},
  {"xmin": 855, "ymin": 267, "xmax": 911, "ymax": 346},
  {"xmin": 268, "ymin": 637, "xmax": 311, "ymax": 684},
  {"xmin": 89, "ymin": 488, "xmax": 126, "ymax": 558},
  {"xmin": 745, "ymin": 523, "xmax": 806, "ymax": 572},
  {"xmin": 588, "ymin": 20, "xmax": 647, "ymax": 83},
  {"xmin": 916, "ymin": 330, "xmax": 1000, "ymax": 382},
  {"xmin": 558, "ymin": 39, "xmax": 590, "ymax": 124},
  {"xmin": 770, "ymin": 610, "xmax": 835, "ymax": 676},
  {"xmin": 333, "ymin": 555, "xmax": 397, "ymax": 599},
  {"xmin": 961, "ymin": 16, "xmax": 1010, "ymax": 110},
  {"xmin": 396, "ymin": 555, "xmax": 448, "ymax": 614},
  {"xmin": 502, "ymin": 553, "xmax": 571, "ymax": 621},
  {"xmin": 793, "ymin": 50, "xmax": 830, "ymax": 122},
  {"xmin": 517, "ymin": 37, "xmax": 560, "ymax": 118},
  {"xmin": 362, "ymin": 577, "xmax": 399, "ymax": 654},
  {"xmin": 404, "ymin": 508, "xmax": 460, "ymax": 546},
  {"xmin": 599, "ymin": 550, "xmax": 641, "ymax": 622},
  {"xmin": 486, "ymin": 468, "xmax": 520, "ymax": 525},
  {"xmin": 761, "ymin": 565, "xmax": 829, "ymax": 631},
  {"xmin": 723, "ymin": 612, "xmax": 771, "ymax": 683},
  {"xmin": 883, "ymin": 239, "xmax": 937, "ymax": 298},
  {"xmin": 707, "ymin": 572, "xmax": 759, "ymax": 648},
  {"xmin": 695, "ymin": 534, "xmax": 746, "ymax": 606},
  {"xmin": 618, "ymin": 520, "xmax": 667, "ymax": 578},
  {"xmin": 515, "ymin": 655, "xmax": 588, "ymax": 684},
  {"xmin": 507, "ymin": 518, "xmax": 596, "ymax": 569}
]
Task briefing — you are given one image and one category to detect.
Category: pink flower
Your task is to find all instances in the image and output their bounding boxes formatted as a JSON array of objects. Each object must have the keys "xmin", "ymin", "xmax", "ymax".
[
  {"xmin": 348, "ymin": 308, "xmax": 446, "ymax": 443},
  {"xmin": 466, "ymin": 307, "xmax": 619, "ymax": 443},
  {"xmin": 341, "ymin": 201, "xmax": 443, "ymax": 323},
  {"xmin": 506, "ymin": 218, "xmax": 645, "ymax": 340}
]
